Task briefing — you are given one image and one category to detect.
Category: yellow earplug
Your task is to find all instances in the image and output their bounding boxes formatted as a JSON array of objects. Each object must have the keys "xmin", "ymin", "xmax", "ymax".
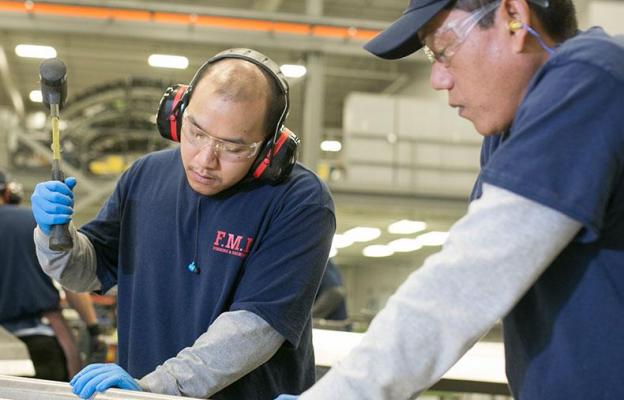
[{"xmin": 509, "ymin": 20, "xmax": 524, "ymax": 31}]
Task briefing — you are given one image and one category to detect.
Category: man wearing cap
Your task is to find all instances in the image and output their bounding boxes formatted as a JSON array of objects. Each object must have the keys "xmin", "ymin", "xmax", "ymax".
[{"xmin": 277, "ymin": 0, "xmax": 624, "ymax": 399}]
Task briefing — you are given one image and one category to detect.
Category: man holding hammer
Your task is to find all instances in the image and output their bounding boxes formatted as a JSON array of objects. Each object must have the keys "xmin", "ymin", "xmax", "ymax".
[{"xmin": 31, "ymin": 48, "xmax": 335, "ymax": 399}]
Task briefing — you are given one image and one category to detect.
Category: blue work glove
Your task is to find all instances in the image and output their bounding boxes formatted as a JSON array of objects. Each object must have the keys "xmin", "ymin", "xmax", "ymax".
[
  {"xmin": 70, "ymin": 363, "xmax": 142, "ymax": 399},
  {"xmin": 274, "ymin": 395, "xmax": 299, "ymax": 400},
  {"xmin": 31, "ymin": 177, "xmax": 76, "ymax": 236}
]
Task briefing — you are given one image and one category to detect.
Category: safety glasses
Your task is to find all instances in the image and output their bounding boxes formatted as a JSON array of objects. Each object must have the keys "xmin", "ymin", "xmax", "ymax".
[
  {"xmin": 422, "ymin": 0, "xmax": 501, "ymax": 67},
  {"xmin": 181, "ymin": 114, "xmax": 263, "ymax": 162}
]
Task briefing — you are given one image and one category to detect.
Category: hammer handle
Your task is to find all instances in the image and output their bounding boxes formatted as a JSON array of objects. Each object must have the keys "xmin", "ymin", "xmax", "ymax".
[{"xmin": 49, "ymin": 161, "xmax": 73, "ymax": 251}]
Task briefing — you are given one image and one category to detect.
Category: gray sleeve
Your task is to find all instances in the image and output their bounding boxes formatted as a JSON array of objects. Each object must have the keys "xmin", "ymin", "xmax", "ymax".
[
  {"xmin": 139, "ymin": 310, "xmax": 285, "ymax": 398},
  {"xmin": 34, "ymin": 225, "xmax": 101, "ymax": 292},
  {"xmin": 300, "ymin": 183, "xmax": 582, "ymax": 400}
]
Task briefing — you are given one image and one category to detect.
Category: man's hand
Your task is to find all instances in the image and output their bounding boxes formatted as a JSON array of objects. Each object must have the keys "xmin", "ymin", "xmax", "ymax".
[
  {"xmin": 70, "ymin": 363, "xmax": 142, "ymax": 399},
  {"xmin": 275, "ymin": 395, "xmax": 299, "ymax": 399},
  {"xmin": 31, "ymin": 177, "xmax": 76, "ymax": 236}
]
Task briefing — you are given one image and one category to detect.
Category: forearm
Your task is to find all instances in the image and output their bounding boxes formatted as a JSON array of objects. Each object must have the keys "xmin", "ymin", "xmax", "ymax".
[
  {"xmin": 300, "ymin": 184, "xmax": 582, "ymax": 400},
  {"xmin": 64, "ymin": 290, "xmax": 98, "ymax": 325},
  {"xmin": 313, "ymin": 287, "xmax": 346, "ymax": 319},
  {"xmin": 140, "ymin": 310, "xmax": 284, "ymax": 398},
  {"xmin": 34, "ymin": 224, "xmax": 101, "ymax": 292}
]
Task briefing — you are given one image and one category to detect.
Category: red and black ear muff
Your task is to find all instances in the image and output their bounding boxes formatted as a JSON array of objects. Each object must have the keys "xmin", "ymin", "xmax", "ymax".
[
  {"xmin": 251, "ymin": 127, "xmax": 300, "ymax": 185},
  {"xmin": 156, "ymin": 84, "xmax": 189, "ymax": 142}
]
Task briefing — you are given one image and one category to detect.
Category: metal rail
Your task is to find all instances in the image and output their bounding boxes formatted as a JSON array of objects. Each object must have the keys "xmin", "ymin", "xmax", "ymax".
[{"xmin": 0, "ymin": 375, "xmax": 204, "ymax": 400}]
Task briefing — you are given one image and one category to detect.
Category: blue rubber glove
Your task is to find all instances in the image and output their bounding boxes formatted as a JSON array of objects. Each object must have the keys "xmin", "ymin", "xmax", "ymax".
[
  {"xmin": 31, "ymin": 177, "xmax": 76, "ymax": 236},
  {"xmin": 274, "ymin": 395, "xmax": 299, "ymax": 400},
  {"xmin": 70, "ymin": 363, "xmax": 142, "ymax": 399}
]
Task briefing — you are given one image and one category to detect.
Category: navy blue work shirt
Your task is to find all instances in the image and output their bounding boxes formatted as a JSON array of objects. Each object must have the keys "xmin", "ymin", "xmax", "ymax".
[
  {"xmin": 0, "ymin": 206, "xmax": 59, "ymax": 324},
  {"xmin": 80, "ymin": 148, "xmax": 336, "ymax": 400}
]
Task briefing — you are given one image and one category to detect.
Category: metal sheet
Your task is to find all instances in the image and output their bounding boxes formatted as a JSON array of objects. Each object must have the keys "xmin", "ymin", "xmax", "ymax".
[{"xmin": 0, "ymin": 375, "xmax": 204, "ymax": 400}]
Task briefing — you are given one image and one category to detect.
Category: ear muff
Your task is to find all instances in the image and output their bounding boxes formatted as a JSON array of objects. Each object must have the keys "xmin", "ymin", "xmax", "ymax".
[
  {"xmin": 155, "ymin": 48, "xmax": 297, "ymax": 185},
  {"xmin": 251, "ymin": 127, "xmax": 300, "ymax": 185},
  {"xmin": 156, "ymin": 84, "xmax": 189, "ymax": 142},
  {"xmin": 509, "ymin": 20, "xmax": 524, "ymax": 32}
]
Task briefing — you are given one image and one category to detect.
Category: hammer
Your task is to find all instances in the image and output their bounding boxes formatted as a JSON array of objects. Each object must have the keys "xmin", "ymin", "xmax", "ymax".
[{"xmin": 40, "ymin": 58, "xmax": 72, "ymax": 251}]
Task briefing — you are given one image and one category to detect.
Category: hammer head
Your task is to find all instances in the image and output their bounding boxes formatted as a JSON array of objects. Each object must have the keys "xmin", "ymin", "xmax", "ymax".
[{"xmin": 39, "ymin": 58, "xmax": 67, "ymax": 109}]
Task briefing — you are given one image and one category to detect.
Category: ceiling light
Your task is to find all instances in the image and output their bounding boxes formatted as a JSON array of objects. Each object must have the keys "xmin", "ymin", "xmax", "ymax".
[
  {"xmin": 363, "ymin": 245, "xmax": 394, "ymax": 258},
  {"xmin": 343, "ymin": 227, "xmax": 381, "ymax": 243},
  {"xmin": 332, "ymin": 234, "xmax": 354, "ymax": 249},
  {"xmin": 388, "ymin": 219, "xmax": 427, "ymax": 234},
  {"xmin": 388, "ymin": 238, "xmax": 422, "ymax": 253},
  {"xmin": 148, "ymin": 54, "xmax": 189, "ymax": 69},
  {"xmin": 25, "ymin": 111, "xmax": 47, "ymax": 130},
  {"xmin": 320, "ymin": 140, "xmax": 342, "ymax": 152},
  {"xmin": 416, "ymin": 231, "xmax": 449, "ymax": 246},
  {"xmin": 329, "ymin": 247, "xmax": 338, "ymax": 258},
  {"xmin": 280, "ymin": 64, "xmax": 307, "ymax": 78},
  {"xmin": 15, "ymin": 44, "xmax": 57, "ymax": 59},
  {"xmin": 29, "ymin": 90, "xmax": 43, "ymax": 103}
]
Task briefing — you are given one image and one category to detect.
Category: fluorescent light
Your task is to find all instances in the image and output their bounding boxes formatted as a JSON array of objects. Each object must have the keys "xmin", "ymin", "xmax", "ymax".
[
  {"xmin": 329, "ymin": 247, "xmax": 338, "ymax": 258},
  {"xmin": 388, "ymin": 238, "xmax": 422, "ymax": 253},
  {"xmin": 29, "ymin": 90, "xmax": 43, "ymax": 103},
  {"xmin": 388, "ymin": 219, "xmax": 427, "ymax": 234},
  {"xmin": 280, "ymin": 64, "xmax": 307, "ymax": 78},
  {"xmin": 416, "ymin": 231, "xmax": 449, "ymax": 246},
  {"xmin": 343, "ymin": 227, "xmax": 381, "ymax": 243},
  {"xmin": 148, "ymin": 54, "xmax": 189, "ymax": 69},
  {"xmin": 320, "ymin": 140, "xmax": 342, "ymax": 152},
  {"xmin": 15, "ymin": 44, "xmax": 57, "ymax": 59},
  {"xmin": 332, "ymin": 234, "xmax": 354, "ymax": 249},
  {"xmin": 363, "ymin": 245, "xmax": 394, "ymax": 258}
]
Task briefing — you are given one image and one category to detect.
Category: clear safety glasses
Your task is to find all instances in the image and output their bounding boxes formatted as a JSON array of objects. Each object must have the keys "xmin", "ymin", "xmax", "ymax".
[
  {"xmin": 181, "ymin": 114, "xmax": 263, "ymax": 162},
  {"xmin": 422, "ymin": 0, "xmax": 501, "ymax": 67}
]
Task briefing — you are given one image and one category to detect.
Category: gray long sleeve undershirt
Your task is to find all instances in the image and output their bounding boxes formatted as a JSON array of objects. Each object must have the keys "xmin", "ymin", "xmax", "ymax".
[
  {"xmin": 300, "ymin": 183, "xmax": 582, "ymax": 400},
  {"xmin": 34, "ymin": 226, "xmax": 285, "ymax": 398},
  {"xmin": 140, "ymin": 310, "xmax": 284, "ymax": 398}
]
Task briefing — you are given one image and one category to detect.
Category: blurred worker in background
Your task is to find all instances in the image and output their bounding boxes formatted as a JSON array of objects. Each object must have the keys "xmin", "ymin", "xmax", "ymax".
[
  {"xmin": 312, "ymin": 259, "xmax": 350, "ymax": 331},
  {"xmin": 0, "ymin": 169, "xmax": 104, "ymax": 381},
  {"xmin": 32, "ymin": 48, "xmax": 335, "ymax": 399},
  {"xmin": 277, "ymin": 0, "xmax": 624, "ymax": 399}
]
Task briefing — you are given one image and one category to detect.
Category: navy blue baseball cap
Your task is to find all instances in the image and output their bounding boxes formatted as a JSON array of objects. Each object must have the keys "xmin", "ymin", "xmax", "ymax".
[{"xmin": 364, "ymin": 0, "xmax": 454, "ymax": 59}]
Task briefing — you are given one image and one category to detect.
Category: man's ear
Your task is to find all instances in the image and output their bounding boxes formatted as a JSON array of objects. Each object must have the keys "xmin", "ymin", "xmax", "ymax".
[{"xmin": 501, "ymin": 0, "xmax": 532, "ymax": 53}]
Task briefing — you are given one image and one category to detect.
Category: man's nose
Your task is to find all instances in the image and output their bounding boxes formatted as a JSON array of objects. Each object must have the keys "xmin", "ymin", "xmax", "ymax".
[
  {"xmin": 430, "ymin": 62, "xmax": 453, "ymax": 91},
  {"xmin": 196, "ymin": 139, "xmax": 219, "ymax": 165}
]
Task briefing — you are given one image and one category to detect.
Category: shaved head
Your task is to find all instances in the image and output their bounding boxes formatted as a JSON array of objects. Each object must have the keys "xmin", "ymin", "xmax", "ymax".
[{"xmin": 194, "ymin": 59, "xmax": 285, "ymax": 138}]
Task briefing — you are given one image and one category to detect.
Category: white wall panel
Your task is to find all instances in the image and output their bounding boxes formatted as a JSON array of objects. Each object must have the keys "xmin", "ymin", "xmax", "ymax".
[
  {"xmin": 346, "ymin": 165, "xmax": 394, "ymax": 185},
  {"xmin": 342, "ymin": 92, "xmax": 482, "ymax": 198},
  {"xmin": 343, "ymin": 93, "xmax": 395, "ymax": 136},
  {"xmin": 589, "ymin": 1, "xmax": 624, "ymax": 35},
  {"xmin": 345, "ymin": 138, "xmax": 394, "ymax": 162}
]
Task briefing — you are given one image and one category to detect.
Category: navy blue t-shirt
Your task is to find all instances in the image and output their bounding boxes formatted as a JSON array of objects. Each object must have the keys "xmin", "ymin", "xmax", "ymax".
[
  {"xmin": 79, "ymin": 149, "xmax": 335, "ymax": 400},
  {"xmin": 0, "ymin": 206, "xmax": 60, "ymax": 323},
  {"xmin": 472, "ymin": 28, "xmax": 624, "ymax": 399}
]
